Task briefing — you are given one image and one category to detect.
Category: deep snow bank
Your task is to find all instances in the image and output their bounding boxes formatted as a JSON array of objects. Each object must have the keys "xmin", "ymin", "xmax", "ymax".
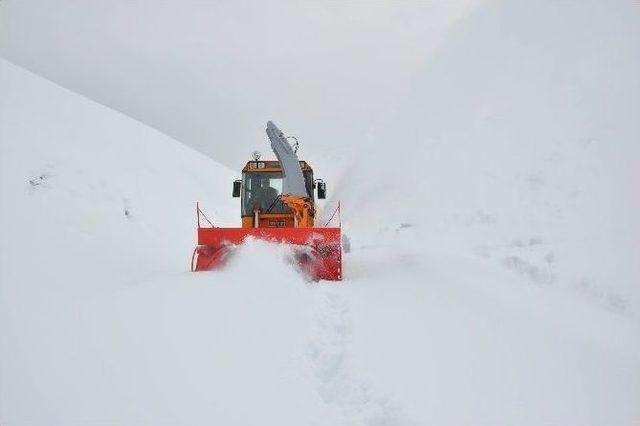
[{"xmin": 329, "ymin": 0, "xmax": 640, "ymax": 317}]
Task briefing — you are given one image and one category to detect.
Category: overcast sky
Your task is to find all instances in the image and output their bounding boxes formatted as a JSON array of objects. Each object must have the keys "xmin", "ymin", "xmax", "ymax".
[{"xmin": 0, "ymin": 0, "xmax": 480, "ymax": 167}]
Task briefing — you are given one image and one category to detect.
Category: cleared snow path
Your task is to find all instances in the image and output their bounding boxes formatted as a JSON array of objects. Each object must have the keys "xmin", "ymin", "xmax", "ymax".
[{"xmin": 307, "ymin": 287, "xmax": 412, "ymax": 426}]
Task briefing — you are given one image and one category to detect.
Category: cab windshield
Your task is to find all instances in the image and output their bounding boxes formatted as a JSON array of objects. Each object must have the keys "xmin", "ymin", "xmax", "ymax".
[{"xmin": 242, "ymin": 171, "xmax": 314, "ymax": 215}]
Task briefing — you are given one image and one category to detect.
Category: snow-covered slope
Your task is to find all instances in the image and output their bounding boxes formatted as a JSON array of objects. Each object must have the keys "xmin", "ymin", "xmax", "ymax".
[
  {"xmin": 2, "ymin": 1, "xmax": 640, "ymax": 422},
  {"xmin": 2, "ymin": 58, "xmax": 639, "ymax": 426},
  {"xmin": 0, "ymin": 58, "xmax": 237, "ymax": 288},
  {"xmin": 330, "ymin": 0, "xmax": 640, "ymax": 317}
]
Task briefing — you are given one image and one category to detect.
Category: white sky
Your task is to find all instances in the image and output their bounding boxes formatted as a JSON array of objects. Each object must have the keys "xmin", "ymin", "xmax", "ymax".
[{"xmin": 0, "ymin": 0, "xmax": 481, "ymax": 167}]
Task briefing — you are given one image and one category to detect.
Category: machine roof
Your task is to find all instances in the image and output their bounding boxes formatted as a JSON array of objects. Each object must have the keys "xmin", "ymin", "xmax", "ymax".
[{"xmin": 242, "ymin": 160, "xmax": 312, "ymax": 172}]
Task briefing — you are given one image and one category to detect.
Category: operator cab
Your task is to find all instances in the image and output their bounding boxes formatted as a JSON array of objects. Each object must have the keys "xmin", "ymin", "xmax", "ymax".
[{"xmin": 232, "ymin": 160, "xmax": 326, "ymax": 228}]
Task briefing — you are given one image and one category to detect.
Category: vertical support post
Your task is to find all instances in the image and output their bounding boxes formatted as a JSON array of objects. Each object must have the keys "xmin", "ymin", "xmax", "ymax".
[{"xmin": 196, "ymin": 202, "xmax": 201, "ymax": 229}]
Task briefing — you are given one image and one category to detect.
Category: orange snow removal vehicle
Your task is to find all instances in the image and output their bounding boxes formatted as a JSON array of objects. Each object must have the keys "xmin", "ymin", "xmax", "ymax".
[{"xmin": 191, "ymin": 121, "xmax": 342, "ymax": 281}]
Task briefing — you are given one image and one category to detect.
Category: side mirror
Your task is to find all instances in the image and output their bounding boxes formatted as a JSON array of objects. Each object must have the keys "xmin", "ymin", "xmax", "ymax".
[
  {"xmin": 232, "ymin": 180, "xmax": 242, "ymax": 197},
  {"xmin": 317, "ymin": 181, "xmax": 326, "ymax": 199}
]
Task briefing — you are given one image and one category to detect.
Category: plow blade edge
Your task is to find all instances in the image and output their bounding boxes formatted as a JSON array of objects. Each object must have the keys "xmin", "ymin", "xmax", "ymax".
[{"xmin": 192, "ymin": 227, "xmax": 342, "ymax": 281}]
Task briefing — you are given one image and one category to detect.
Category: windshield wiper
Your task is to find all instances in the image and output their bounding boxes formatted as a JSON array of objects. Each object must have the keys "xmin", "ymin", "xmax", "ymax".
[{"xmin": 265, "ymin": 195, "xmax": 281, "ymax": 214}]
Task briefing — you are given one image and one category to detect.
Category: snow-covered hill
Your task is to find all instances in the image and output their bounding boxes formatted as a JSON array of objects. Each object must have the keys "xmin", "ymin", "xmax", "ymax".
[
  {"xmin": 2, "ymin": 58, "xmax": 639, "ymax": 425},
  {"xmin": 2, "ymin": 1, "xmax": 640, "ymax": 423},
  {"xmin": 331, "ymin": 0, "xmax": 640, "ymax": 318}
]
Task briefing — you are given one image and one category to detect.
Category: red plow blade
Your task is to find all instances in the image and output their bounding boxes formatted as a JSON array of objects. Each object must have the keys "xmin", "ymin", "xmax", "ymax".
[{"xmin": 192, "ymin": 227, "xmax": 342, "ymax": 281}]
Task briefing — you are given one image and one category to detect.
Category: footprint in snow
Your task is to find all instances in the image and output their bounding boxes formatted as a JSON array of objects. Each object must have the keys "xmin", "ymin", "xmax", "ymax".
[
  {"xmin": 307, "ymin": 288, "xmax": 414, "ymax": 425},
  {"xmin": 28, "ymin": 173, "xmax": 50, "ymax": 189}
]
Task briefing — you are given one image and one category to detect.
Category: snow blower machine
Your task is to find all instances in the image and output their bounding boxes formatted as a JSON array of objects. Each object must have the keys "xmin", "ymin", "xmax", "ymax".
[{"xmin": 191, "ymin": 121, "xmax": 342, "ymax": 281}]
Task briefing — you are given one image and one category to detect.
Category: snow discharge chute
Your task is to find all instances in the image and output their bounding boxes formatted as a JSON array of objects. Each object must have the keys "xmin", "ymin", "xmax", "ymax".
[{"xmin": 191, "ymin": 121, "xmax": 342, "ymax": 281}]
